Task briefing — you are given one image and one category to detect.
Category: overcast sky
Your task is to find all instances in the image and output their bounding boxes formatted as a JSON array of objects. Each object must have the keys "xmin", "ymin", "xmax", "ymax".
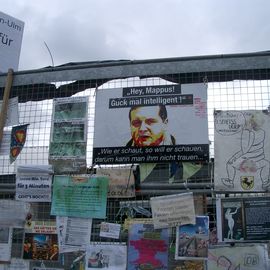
[{"xmin": 1, "ymin": 0, "xmax": 270, "ymax": 71}]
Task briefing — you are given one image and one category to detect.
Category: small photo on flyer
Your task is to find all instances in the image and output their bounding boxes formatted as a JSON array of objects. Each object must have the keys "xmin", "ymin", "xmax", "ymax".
[
  {"xmin": 175, "ymin": 216, "xmax": 209, "ymax": 260},
  {"xmin": 23, "ymin": 221, "xmax": 59, "ymax": 261}
]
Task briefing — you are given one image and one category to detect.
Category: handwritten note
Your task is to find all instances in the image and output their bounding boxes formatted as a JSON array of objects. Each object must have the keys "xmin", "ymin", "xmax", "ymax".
[{"xmin": 150, "ymin": 192, "xmax": 195, "ymax": 229}]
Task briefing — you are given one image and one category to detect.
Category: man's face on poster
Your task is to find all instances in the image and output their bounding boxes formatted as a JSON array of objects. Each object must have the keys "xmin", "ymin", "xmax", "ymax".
[{"xmin": 130, "ymin": 106, "xmax": 167, "ymax": 147}]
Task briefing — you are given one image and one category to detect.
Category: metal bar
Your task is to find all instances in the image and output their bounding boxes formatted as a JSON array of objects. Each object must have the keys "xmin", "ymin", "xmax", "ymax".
[
  {"xmin": 140, "ymin": 182, "xmax": 213, "ymax": 189},
  {"xmin": 1, "ymin": 51, "xmax": 270, "ymax": 87},
  {"xmin": 136, "ymin": 189, "xmax": 213, "ymax": 195}
]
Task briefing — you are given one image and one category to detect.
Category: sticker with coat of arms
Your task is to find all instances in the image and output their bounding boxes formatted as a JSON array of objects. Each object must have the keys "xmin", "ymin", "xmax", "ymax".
[{"xmin": 240, "ymin": 176, "xmax": 254, "ymax": 190}]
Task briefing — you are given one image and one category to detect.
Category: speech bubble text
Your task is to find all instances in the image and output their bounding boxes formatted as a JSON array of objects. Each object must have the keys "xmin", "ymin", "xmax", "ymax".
[{"xmin": 215, "ymin": 111, "xmax": 245, "ymax": 136}]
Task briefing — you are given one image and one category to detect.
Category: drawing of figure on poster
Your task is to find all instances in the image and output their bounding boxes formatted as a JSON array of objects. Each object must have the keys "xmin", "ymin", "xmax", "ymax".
[
  {"xmin": 224, "ymin": 207, "xmax": 239, "ymax": 240},
  {"xmin": 215, "ymin": 110, "xmax": 270, "ymax": 191},
  {"xmin": 222, "ymin": 112, "xmax": 270, "ymax": 189},
  {"xmin": 222, "ymin": 201, "xmax": 243, "ymax": 241}
]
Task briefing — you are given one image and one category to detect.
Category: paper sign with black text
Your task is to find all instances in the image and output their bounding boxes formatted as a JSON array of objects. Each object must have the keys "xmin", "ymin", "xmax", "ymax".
[
  {"xmin": 0, "ymin": 11, "xmax": 24, "ymax": 72},
  {"xmin": 96, "ymin": 167, "xmax": 135, "ymax": 198},
  {"xmin": 150, "ymin": 192, "xmax": 196, "ymax": 229},
  {"xmin": 100, "ymin": 222, "xmax": 121, "ymax": 239},
  {"xmin": 56, "ymin": 216, "xmax": 92, "ymax": 253},
  {"xmin": 16, "ymin": 165, "xmax": 53, "ymax": 202}
]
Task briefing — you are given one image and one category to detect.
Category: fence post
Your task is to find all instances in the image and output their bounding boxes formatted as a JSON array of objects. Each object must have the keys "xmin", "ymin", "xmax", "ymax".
[{"xmin": 0, "ymin": 68, "xmax": 14, "ymax": 144}]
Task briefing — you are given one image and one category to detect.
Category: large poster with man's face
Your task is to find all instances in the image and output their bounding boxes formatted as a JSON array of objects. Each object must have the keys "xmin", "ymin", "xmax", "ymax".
[{"xmin": 93, "ymin": 83, "xmax": 209, "ymax": 164}]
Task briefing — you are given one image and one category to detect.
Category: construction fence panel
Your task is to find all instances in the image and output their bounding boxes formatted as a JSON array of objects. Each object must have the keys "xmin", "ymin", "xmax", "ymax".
[{"xmin": 0, "ymin": 52, "xmax": 269, "ymax": 269}]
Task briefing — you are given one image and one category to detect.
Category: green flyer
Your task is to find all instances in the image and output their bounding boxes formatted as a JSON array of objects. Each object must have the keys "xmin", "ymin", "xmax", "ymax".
[{"xmin": 51, "ymin": 175, "xmax": 108, "ymax": 219}]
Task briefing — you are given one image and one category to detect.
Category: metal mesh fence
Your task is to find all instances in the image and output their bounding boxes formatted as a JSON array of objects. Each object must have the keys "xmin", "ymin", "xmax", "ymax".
[{"xmin": 0, "ymin": 52, "xmax": 270, "ymax": 269}]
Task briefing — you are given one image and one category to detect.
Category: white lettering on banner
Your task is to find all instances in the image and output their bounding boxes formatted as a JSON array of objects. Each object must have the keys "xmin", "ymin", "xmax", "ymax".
[
  {"xmin": 145, "ymin": 86, "xmax": 175, "ymax": 95},
  {"xmin": 130, "ymin": 88, "xmax": 144, "ymax": 95},
  {"xmin": 110, "ymin": 99, "xmax": 128, "ymax": 107}
]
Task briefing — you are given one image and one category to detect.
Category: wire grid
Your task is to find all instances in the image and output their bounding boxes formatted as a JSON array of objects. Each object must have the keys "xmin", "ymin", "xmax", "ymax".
[{"xmin": 0, "ymin": 68, "xmax": 269, "ymax": 269}]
